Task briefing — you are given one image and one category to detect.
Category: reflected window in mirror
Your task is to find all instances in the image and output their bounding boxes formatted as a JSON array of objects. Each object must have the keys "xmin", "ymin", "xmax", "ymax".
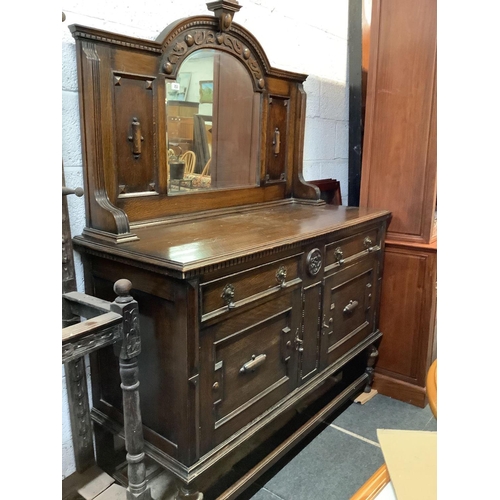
[{"xmin": 166, "ymin": 49, "xmax": 261, "ymax": 195}]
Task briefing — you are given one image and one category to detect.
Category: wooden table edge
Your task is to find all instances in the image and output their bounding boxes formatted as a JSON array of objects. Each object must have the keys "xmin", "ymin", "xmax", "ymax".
[{"xmin": 350, "ymin": 464, "xmax": 391, "ymax": 500}]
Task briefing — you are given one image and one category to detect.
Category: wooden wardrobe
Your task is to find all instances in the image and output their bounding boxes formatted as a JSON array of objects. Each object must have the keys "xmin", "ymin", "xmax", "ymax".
[{"xmin": 360, "ymin": 0, "xmax": 437, "ymax": 407}]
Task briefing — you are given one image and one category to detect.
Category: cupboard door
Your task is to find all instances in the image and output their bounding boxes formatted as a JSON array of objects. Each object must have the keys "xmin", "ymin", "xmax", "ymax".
[
  {"xmin": 376, "ymin": 244, "xmax": 436, "ymax": 385},
  {"xmin": 360, "ymin": 0, "xmax": 436, "ymax": 243},
  {"xmin": 322, "ymin": 257, "xmax": 378, "ymax": 366},
  {"xmin": 199, "ymin": 288, "xmax": 300, "ymax": 452}
]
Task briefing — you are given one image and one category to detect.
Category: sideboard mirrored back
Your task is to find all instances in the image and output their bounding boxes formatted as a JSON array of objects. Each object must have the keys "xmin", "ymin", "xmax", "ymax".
[{"xmin": 70, "ymin": 0, "xmax": 320, "ymax": 243}]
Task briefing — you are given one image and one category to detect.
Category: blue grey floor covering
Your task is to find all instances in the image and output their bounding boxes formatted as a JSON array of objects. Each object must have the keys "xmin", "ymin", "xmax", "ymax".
[{"xmin": 245, "ymin": 394, "xmax": 436, "ymax": 500}]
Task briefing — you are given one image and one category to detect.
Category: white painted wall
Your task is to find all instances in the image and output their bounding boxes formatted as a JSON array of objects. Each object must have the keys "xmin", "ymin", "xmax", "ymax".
[{"xmin": 61, "ymin": 0, "xmax": 350, "ymax": 479}]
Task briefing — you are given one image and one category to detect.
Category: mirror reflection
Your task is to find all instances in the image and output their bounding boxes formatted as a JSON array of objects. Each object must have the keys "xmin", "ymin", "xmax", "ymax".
[{"xmin": 166, "ymin": 49, "xmax": 260, "ymax": 194}]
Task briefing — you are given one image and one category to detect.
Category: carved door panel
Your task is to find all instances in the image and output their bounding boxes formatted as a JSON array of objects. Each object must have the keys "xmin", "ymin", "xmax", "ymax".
[
  {"xmin": 113, "ymin": 74, "xmax": 159, "ymax": 196},
  {"xmin": 199, "ymin": 288, "xmax": 300, "ymax": 454},
  {"xmin": 265, "ymin": 96, "xmax": 289, "ymax": 183}
]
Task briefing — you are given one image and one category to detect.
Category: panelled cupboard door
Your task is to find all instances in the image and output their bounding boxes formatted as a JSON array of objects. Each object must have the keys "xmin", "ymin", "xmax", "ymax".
[
  {"xmin": 360, "ymin": 0, "xmax": 437, "ymax": 244},
  {"xmin": 199, "ymin": 287, "xmax": 301, "ymax": 453},
  {"xmin": 321, "ymin": 256, "xmax": 379, "ymax": 368}
]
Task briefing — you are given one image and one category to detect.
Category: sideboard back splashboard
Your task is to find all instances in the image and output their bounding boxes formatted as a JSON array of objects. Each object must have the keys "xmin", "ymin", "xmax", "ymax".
[{"xmin": 70, "ymin": 1, "xmax": 391, "ymax": 497}]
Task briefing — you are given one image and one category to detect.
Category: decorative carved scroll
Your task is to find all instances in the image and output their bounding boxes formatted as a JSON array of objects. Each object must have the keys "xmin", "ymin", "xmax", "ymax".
[{"xmin": 161, "ymin": 19, "xmax": 266, "ymax": 92}]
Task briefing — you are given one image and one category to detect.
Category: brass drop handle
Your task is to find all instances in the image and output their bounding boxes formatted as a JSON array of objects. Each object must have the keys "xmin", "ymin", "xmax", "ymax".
[
  {"xmin": 240, "ymin": 354, "xmax": 267, "ymax": 374},
  {"xmin": 273, "ymin": 127, "xmax": 280, "ymax": 155},
  {"xmin": 221, "ymin": 284, "xmax": 235, "ymax": 309},
  {"xmin": 128, "ymin": 117, "xmax": 144, "ymax": 158},
  {"xmin": 343, "ymin": 300, "xmax": 359, "ymax": 314},
  {"xmin": 276, "ymin": 266, "xmax": 287, "ymax": 288},
  {"xmin": 323, "ymin": 316, "xmax": 333, "ymax": 329}
]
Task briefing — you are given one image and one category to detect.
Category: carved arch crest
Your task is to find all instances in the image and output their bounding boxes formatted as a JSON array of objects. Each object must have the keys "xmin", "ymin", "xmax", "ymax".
[{"xmin": 158, "ymin": 16, "xmax": 270, "ymax": 92}]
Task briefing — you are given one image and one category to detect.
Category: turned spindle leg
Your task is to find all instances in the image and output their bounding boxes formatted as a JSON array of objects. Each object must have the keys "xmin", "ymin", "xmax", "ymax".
[
  {"xmin": 364, "ymin": 346, "xmax": 378, "ymax": 393},
  {"xmin": 112, "ymin": 279, "xmax": 152, "ymax": 500}
]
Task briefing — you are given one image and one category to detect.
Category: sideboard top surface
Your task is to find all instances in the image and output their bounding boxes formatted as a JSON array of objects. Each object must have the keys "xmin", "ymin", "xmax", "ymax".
[{"xmin": 74, "ymin": 201, "xmax": 390, "ymax": 273}]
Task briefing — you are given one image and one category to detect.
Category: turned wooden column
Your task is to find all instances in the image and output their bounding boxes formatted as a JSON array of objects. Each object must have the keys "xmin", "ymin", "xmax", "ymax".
[{"xmin": 111, "ymin": 280, "xmax": 152, "ymax": 500}]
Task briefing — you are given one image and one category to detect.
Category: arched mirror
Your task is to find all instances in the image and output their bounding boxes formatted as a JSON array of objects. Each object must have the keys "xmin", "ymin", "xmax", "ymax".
[{"xmin": 166, "ymin": 49, "xmax": 261, "ymax": 195}]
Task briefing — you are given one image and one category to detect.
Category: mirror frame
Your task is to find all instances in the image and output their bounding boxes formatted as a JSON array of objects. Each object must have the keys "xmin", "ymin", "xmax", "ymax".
[{"xmin": 70, "ymin": 6, "xmax": 319, "ymax": 243}]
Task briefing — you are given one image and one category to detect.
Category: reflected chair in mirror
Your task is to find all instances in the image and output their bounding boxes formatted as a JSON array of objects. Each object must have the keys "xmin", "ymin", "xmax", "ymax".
[
  {"xmin": 201, "ymin": 157, "xmax": 211, "ymax": 176},
  {"xmin": 181, "ymin": 151, "xmax": 196, "ymax": 175}
]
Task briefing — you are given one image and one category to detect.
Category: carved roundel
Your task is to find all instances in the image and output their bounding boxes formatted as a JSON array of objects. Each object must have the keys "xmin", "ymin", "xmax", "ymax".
[{"xmin": 306, "ymin": 248, "xmax": 322, "ymax": 276}]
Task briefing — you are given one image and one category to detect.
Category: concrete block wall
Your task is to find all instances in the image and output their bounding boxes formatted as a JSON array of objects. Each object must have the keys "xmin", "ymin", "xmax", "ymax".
[{"xmin": 61, "ymin": 0, "xmax": 350, "ymax": 479}]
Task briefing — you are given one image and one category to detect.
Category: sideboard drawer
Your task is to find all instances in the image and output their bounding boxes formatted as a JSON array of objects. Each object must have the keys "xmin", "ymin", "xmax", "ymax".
[
  {"xmin": 324, "ymin": 228, "xmax": 380, "ymax": 271},
  {"xmin": 323, "ymin": 257, "xmax": 378, "ymax": 365},
  {"xmin": 200, "ymin": 253, "xmax": 301, "ymax": 320}
]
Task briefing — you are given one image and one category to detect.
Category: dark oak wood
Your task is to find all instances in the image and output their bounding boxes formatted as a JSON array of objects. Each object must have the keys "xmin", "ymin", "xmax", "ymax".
[
  {"xmin": 111, "ymin": 280, "xmax": 152, "ymax": 500},
  {"xmin": 62, "ymin": 279, "xmax": 152, "ymax": 499},
  {"xmin": 359, "ymin": 0, "xmax": 437, "ymax": 406},
  {"xmin": 69, "ymin": 3, "xmax": 391, "ymax": 497},
  {"xmin": 78, "ymin": 203, "xmax": 390, "ymax": 495},
  {"xmin": 63, "ymin": 170, "xmax": 150, "ymax": 495},
  {"xmin": 63, "ymin": 168, "xmax": 95, "ymax": 473}
]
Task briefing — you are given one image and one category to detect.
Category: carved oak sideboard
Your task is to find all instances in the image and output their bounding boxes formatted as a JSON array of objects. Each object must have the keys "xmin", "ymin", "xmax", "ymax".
[{"xmin": 69, "ymin": 2, "xmax": 390, "ymax": 497}]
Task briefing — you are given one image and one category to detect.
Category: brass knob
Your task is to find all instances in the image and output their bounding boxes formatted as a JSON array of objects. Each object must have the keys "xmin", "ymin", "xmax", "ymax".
[{"xmin": 212, "ymin": 382, "xmax": 219, "ymax": 391}]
